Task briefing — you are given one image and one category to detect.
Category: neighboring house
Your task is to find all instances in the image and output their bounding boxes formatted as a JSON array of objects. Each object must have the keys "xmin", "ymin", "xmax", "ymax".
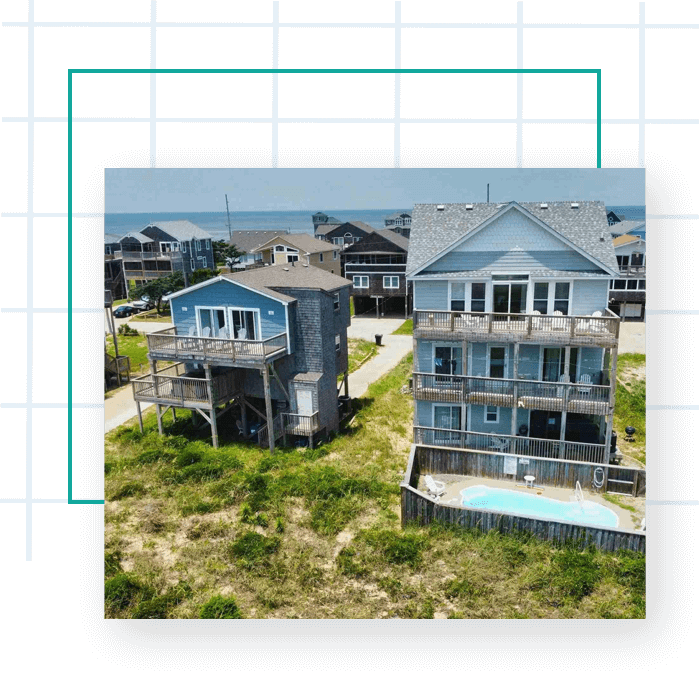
[
  {"xmin": 384, "ymin": 211, "xmax": 412, "ymax": 238},
  {"xmin": 228, "ymin": 229, "xmax": 290, "ymax": 270},
  {"xmin": 314, "ymin": 220, "xmax": 375, "ymax": 248},
  {"xmin": 105, "ymin": 234, "xmax": 126, "ymax": 300},
  {"xmin": 343, "ymin": 228, "xmax": 411, "ymax": 317},
  {"xmin": 606, "ymin": 210, "xmax": 623, "ymax": 227},
  {"xmin": 609, "ymin": 219, "xmax": 646, "ymax": 238},
  {"xmin": 250, "ymin": 233, "xmax": 341, "ymax": 275},
  {"xmin": 133, "ymin": 263, "xmax": 352, "ymax": 451},
  {"xmin": 312, "ymin": 211, "xmax": 342, "ymax": 235},
  {"xmin": 407, "ymin": 201, "xmax": 622, "ymax": 467},
  {"xmin": 113, "ymin": 220, "xmax": 215, "ymax": 290},
  {"xmin": 608, "ymin": 234, "xmax": 646, "ymax": 321}
]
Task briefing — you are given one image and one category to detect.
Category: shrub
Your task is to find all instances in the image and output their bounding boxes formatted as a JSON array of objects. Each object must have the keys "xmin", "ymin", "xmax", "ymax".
[
  {"xmin": 109, "ymin": 481, "xmax": 146, "ymax": 501},
  {"xmin": 104, "ymin": 550, "xmax": 122, "ymax": 578},
  {"xmin": 226, "ymin": 532, "xmax": 280, "ymax": 570},
  {"xmin": 118, "ymin": 324, "xmax": 139, "ymax": 337},
  {"xmin": 200, "ymin": 595, "xmax": 243, "ymax": 619},
  {"xmin": 362, "ymin": 529, "xmax": 427, "ymax": 568},
  {"xmin": 336, "ymin": 547, "xmax": 367, "ymax": 578},
  {"xmin": 105, "ymin": 573, "xmax": 143, "ymax": 611},
  {"xmin": 131, "ymin": 581, "xmax": 193, "ymax": 619}
]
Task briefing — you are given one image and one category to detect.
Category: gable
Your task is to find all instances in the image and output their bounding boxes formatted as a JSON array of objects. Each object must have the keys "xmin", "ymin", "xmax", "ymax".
[
  {"xmin": 141, "ymin": 225, "xmax": 184, "ymax": 243},
  {"xmin": 344, "ymin": 231, "xmax": 406, "ymax": 254},
  {"xmin": 424, "ymin": 208, "xmax": 604, "ymax": 273}
]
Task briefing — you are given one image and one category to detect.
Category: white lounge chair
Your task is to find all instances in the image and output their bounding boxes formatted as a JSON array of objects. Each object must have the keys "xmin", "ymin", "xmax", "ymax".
[
  {"xmin": 557, "ymin": 373, "xmax": 570, "ymax": 398},
  {"xmin": 202, "ymin": 326, "xmax": 211, "ymax": 338},
  {"xmin": 552, "ymin": 310, "xmax": 566, "ymax": 330},
  {"xmin": 188, "ymin": 326, "xmax": 197, "ymax": 337},
  {"xmin": 424, "ymin": 475, "xmax": 446, "ymax": 499},
  {"xmin": 577, "ymin": 373, "xmax": 593, "ymax": 396},
  {"xmin": 590, "ymin": 310, "xmax": 605, "ymax": 333},
  {"xmin": 217, "ymin": 327, "xmax": 228, "ymax": 339},
  {"xmin": 489, "ymin": 436, "xmax": 510, "ymax": 453}
]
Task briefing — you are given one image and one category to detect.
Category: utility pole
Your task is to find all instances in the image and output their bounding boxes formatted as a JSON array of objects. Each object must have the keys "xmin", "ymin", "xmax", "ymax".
[
  {"xmin": 487, "ymin": 183, "xmax": 490, "ymax": 204},
  {"xmin": 225, "ymin": 193, "xmax": 232, "ymax": 240}
]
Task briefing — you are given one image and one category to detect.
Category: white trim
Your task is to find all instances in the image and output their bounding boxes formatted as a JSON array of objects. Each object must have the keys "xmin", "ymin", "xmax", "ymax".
[
  {"xmin": 227, "ymin": 306, "xmax": 262, "ymax": 341},
  {"xmin": 352, "ymin": 275, "xmax": 369, "ymax": 289},
  {"xmin": 431, "ymin": 402, "xmax": 466, "ymax": 431},
  {"xmin": 383, "ymin": 275, "xmax": 400, "ymax": 289},
  {"xmin": 538, "ymin": 346, "xmax": 580, "ymax": 382},
  {"xmin": 408, "ymin": 202, "xmax": 618, "ymax": 277},
  {"xmin": 484, "ymin": 405, "xmax": 500, "ymax": 424},
  {"xmin": 164, "ymin": 275, "xmax": 291, "ymax": 305},
  {"xmin": 194, "ymin": 305, "xmax": 228, "ymax": 337},
  {"xmin": 486, "ymin": 344, "xmax": 509, "ymax": 378},
  {"xmin": 432, "ymin": 342, "xmax": 463, "ymax": 376},
  {"xmin": 284, "ymin": 304, "xmax": 291, "ymax": 353}
]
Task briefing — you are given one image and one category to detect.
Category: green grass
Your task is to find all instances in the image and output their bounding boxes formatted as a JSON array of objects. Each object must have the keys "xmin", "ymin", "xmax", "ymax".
[
  {"xmin": 392, "ymin": 318, "xmax": 413, "ymax": 335},
  {"xmin": 349, "ymin": 297, "xmax": 355, "ymax": 317},
  {"xmin": 346, "ymin": 338, "xmax": 378, "ymax": 375},
  {"xmin": 614, "ymin": 353, "xmax": 646, "ymax": 466},
  {"xmin": 133, "ymin": 309, "xmax": 173, "ymax": 323},
  {"xmin": 106, "ymin": 332, "xmax": 149, "ymax": 375},
  {"xmin": 104, "ymin": 353, "xmax": 644, "ymax": 619},
  {"xmin": 111, "ymin": 298, "xmax": 128, "ymax": 308}
]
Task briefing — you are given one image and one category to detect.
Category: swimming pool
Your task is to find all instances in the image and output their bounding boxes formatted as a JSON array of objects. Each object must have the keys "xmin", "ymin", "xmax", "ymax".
[{"xmin": 460, "ymin": 485, "xmax": 619, "ymax": 529}]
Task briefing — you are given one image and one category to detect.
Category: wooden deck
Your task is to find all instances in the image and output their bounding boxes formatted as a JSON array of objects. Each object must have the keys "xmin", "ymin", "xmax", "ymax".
[
  {"xmin": 132, "ymin": 363, "xmax": 242, "ymax": 408},
  {"xmin": 146, "ymin": 327, "xmax": 288, "ymax": 366},
  {"xmin": 413, "ymin": 309, "xmax": 620, "ymax": 347},
  {"xmin": 413, "ymin": 372, "xmax": 612, "ymax": 416}
]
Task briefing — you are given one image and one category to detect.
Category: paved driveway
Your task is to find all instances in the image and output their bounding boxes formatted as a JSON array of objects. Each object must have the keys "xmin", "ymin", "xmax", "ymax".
[
  {"xmin": 347, "ymin": 316, "xmax": 406, "ymax": 341},
  {"xmin": 619, "ymin": 322, "xmax": 645, "ymax": 354}
]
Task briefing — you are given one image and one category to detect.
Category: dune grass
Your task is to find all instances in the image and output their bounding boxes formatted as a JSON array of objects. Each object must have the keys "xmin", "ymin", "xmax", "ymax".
[
  {"xmin": 614, "ymin": 353, "xmax": 646, "ymax": 466},
  {"xmin": 104, "ymin": 354, "xmax": 644, "ymax": 619},
  {"xmin": 346, "ymin": 338, "xmax": 379, "ymax": 374}
]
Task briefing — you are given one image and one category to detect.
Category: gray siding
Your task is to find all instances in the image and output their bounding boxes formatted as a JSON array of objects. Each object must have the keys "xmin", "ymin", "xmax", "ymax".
[
  {"xmin": 426, "ymin": 249, "xmax": 600, "ymax": 272},
  {"xmin": 571, "ymin": 279, "xmax": 611, "ymax": 315},
  {"xmin": 413, "ymin": 280, "xmax": 448, "ymax": 310}
]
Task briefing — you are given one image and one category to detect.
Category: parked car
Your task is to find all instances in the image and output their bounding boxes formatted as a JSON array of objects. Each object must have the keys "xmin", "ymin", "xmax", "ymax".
[
  {"xmin": 113, "ymin": 305, "xmax": 139, "ymax": 318},
  {"xmin": 130, "ymin": 300, "xmax": 154, "ymax": 312}
]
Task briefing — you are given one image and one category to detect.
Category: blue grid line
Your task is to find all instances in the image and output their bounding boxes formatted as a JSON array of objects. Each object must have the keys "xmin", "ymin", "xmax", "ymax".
[
  {"xmin": 272, "ymin": 1, "xmax": 279, "ymax": 168},
  {"xmin": 4, "ymin": 21, "xmax": 699, "ymax": 29},
  {"xmin": 639, "ymin": 3, "xmax": 645, "ymax": 167},
  {"xmin": 149, "ymin": 0, "xmax": 156, "ymax": 167},
  {"xmin": 25, "ymin": 0, "xmax": 34, "ymax": 563},
  {"xmin": 393, "ymin": 2, "xmax": 401, "ymax": 167},
  {"xmin": 4, "ymin": 117, "xmax": 699, "ymax": 124},
  {"xmin": 517, "ymin": 2, "xmax": 523, "ymax": 168}
]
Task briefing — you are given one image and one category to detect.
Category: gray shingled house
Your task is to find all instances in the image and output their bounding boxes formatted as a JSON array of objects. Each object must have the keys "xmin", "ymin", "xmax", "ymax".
[
  {"xmin": 343, "ymin": 228, "xmax": 411, "ymax": 317},
  {"xmin": 408, "ymin": 201, "xmax": 622, "ymax": 467},
  {"xmin": 132, "ymin": 263, "xmax": 352, "ymax": 451},
  {"xmin": 384, "ymin": 211, "xmax": 412, "ymax": 238},
  {"xmin": 314, "ymin": 220, "xmax": 375, "ymax": 248}
]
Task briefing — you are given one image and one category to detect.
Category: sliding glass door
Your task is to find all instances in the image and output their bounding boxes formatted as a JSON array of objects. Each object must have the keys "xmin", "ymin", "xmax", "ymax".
[
  {"xmin": 493, "ymin": 283, "xmax": 527, "ymax": 314},
  {"xmin": 197, "ymin": 307, "xmax": 227, "ymax": 338},
  {"xmin": 541, "ymin": 347, "xmax": 579, "ymax": 382},
  {"xmin": 229, "ymin": 309, "xmax": 259, "ymax": 340}
]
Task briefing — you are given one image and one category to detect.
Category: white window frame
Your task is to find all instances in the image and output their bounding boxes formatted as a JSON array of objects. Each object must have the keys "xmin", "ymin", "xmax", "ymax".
[
  {"xmin": 319, "ymin": 252, "xmax": 324, "ymax": 263},
  {"xmin": 333, "ymin": 292, "xmax": 340, "ymax": 312},
  {"xmin": 447, "ymin": 281, "xmax": 466, "ymax": 311},
  {"xmin": 205, "ymin": 239, "xmax": 210, "ymax": 250},
  {"xmin": 196, "ymin": 240, "xmax": 201, "ymax": 251},
  {"xmin": 226, "ymin": 306, "xmax": 262, "ymax": 341},
  {"xmin": 486, "ymin": 344, "xmax": 509, "ymax": 379},
  {"xmin": 383, "ymin": 275, "xmax": 400, "ymax": 289},
  {"xmin": 333, "ymin": 250, "xmax": 338, "ymax": 260},
  {"xmin": 335, "ymin": 334, "xmax": 341, "ymax": 353},
  {"xmin": 538, "ymin": 346, "xmax": 580, "ymax": 383},
  {"xmin": 194, "ymin": 305, "xmax": 229, "ymax": 338},
  {"xmin": 353, "ymin": 275, "xmax": 369, "ymax": 289},
  {"xmin": 182, "ymin": 241, "xmax": 187, "ymax": 252},
  {"xmin": 433, "ymin": 343, "xmax": 463, "ymax": 376},
  {"xmin": 432, "ymin": 403, "xmax": 466, "ymax": 431},
  {"xmin": 484, "ymin": 406, "xmax": 499, "ymax": 424},
  {"xmin": 468, "ymin": 281, "xmax": 488, "ymax": 313}
]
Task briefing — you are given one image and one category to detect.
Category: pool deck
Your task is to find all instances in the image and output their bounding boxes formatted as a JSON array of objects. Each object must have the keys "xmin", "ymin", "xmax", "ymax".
[{"xmin": 417, "ymin": 474, "xmax": 643, "ymax": 532}]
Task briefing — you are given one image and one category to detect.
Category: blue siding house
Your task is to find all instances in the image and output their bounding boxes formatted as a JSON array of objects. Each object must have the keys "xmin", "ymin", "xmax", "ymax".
[
  {"xmin": 132, "ymin": 263, "xmax": 352, "ymax": 451},
  {"xmin": 407, "ymin": 201, "xmax": 621, "ymax": 465}
]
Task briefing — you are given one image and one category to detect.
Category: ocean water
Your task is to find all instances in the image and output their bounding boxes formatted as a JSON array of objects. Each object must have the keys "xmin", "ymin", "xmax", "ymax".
[
  {"xmin": 104, "ymin": 209, "xmax": 406, "ymax": 239},
  {"xmin": 105, "ymin": 205, "xmax": 645, "ymax": 239}
]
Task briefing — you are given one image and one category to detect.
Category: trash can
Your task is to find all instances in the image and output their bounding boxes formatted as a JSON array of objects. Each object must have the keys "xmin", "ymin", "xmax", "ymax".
[{"xmin": 375, "ymin": 334, "xmax": 382, "ymax": 346}]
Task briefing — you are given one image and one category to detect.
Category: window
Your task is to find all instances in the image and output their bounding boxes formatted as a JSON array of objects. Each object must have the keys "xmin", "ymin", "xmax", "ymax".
[
  {"xmin": 197, "ymin": 307, "xmax": 228, "ymax": 338},
  {"xmin": 434, "ymin": 345, "xmax": 462, "ymax": 376},
  {"xmin": 617, "ymin": 255, "xmax": 629, "ymax": 267},
  {"xmin": 533, "ymin": 282, "xmax": 549, "ymax": 314},
  {"xmin": 205, "ymin": 240, "xmax": 210, "ymax": 250},
  {"xmin": 287, "ymin": 254, "xmax": 299, "ymax": 263},
  {"xmin": 471, "ymin": 283, "xmax": 486, "ymax": 313},
  {"xmin": 639, "ymin": 280, "xmax": 646, "ymax": 290},
  {"xmin": 335, "ymin": 334, "xmax": 341, "ymax": 353},
  {"xmin": 333, "ymin": 250, "xmax": 338, "ymax": 260},
  {"xmin": 613, "ymin": 279, "xmax": 626, "ymax": 290},
  {"xmin": 383, "ymin": 276, "xmax": 399, "ymax": 289},
  {"xmin": 196, "ymin": 240, "xmax": 201, "ymax": 251},
  {"xmin": 334, "ymin": 293, "xmax": 340, "ymax": 312},
  {"xmin": 229, "ymin": 309, "xmax": 259, "ymax": 340},
  {"xmin": 627, "ymin": 279, "xmax": 638, "ymax": 290},
  {"xmin": 541, "ymin": 347, "xmax": 579, "ymax": 382},
  {"xmin": 344, "ymin": 232, "xmax": 352, "ymax": 239},
  {"xmin": 449, "ymin": 282, "xmax": 465, "ymax": 311},
  {"xmin": 485, "ymin": 406, "xmax": 499, "ymax": 424},
  {"xmin": 333, "ymin": 237, "xmax": 343, "ymax": 246},
  {"xmin": 493, "ymin": 282, "xmax": 527, "ymax": 314},
  {"xmin": 182, "ymin": 242, "xmax": 187, "ymax": 252},
  {"xmin": 554, "ymin": 282, "xmax": 570, "ymax": 314},
  {"xmin": 488, "ymin": 346, "xmax": 507, "ymax": 378},
  {"xmin": 353, "ymin": 276, "xmax": 369, "ymax": 288},
  {"xmin": 433, "ymin": 405, "xmax": 464, "ymax": 435},
  {"xmin": 319, "ymin": 253, "xmax": 324, "ymax": 263},
  {"xmin": 275, "ymin": 245, "xmax": 285, "ymax": 252}
]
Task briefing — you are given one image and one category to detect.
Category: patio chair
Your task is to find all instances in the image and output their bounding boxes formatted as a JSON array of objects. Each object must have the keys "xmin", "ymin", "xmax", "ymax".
[
  {"xmin": 557, "ymin": 373, "xmax": 570, "ymax": 398},
  {"xmin": 188, "ymin": 326, "xmax": 197, "ymax": 337},
  {"xmin": 489, "ymin": 436, "xmax": 510, "ymax": 453},
  {"xmin": 202, "ymin": 326, "xmax": 211, "ymax": 338},
  {"xmin": 217, "ymin": 327, "xmax": 228, "ymax": 339},
  {"xmin": 424, "ymin": 475, "xmax": 446, "ymax": 499},
  {"xmin": 577, "ymin": 373, "xmax": 593, "ymax": 396},
  {"xmin": 552, "ymin": 310, "xmax": 566, "ymax": 330},
  {"xmin": 590, "ymin": 310, "xmax": 605, "ymax": 333},
  {"xmin": 531, "ymin": 309, "xmax": 541, "ymax": 330}
]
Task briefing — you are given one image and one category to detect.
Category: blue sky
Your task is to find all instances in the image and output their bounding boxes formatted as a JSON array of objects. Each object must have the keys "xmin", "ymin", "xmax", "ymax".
[{"xmin": 105, "ymin": 168, "xmax": 645, "ymax": 213}]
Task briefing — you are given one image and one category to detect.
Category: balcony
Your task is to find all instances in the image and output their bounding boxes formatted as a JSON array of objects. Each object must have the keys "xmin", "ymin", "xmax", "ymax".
[
  {"xmin": 413, "ymin": 309, "xmax": 620, "ymax": 347},
  {"xmin": 146, "ymin": 326, "xmax": 288, "ymax": 366},
  {"xmin": 617, "ymin": 265, "xmax": 646, "ymax": 277},
  {"xmin": 132, "ymin": 363, "xmax": 242, "ymax": 408},
  {"xmin": 413, "ymin": 426, "xmax": 607, "ymax": 464},
  {"xmin": 413, "ymin": 372, "xmax": 612, "ymax": 416},
  {"xmin": 282, "ymin": 411, "xmax": 321, "ymax": 435}
]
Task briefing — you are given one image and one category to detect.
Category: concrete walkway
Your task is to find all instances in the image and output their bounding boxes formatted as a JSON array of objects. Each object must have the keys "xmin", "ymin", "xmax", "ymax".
[
  {"xmin": 619, "ymin": 322, "xmax": 645, "ymax": 354},
  {"xmin": 105, "ymin": 382, "xmax": 150, "ymax": 432},
  {"xmin": 347, "ymin": 316, "xmax": 406, "ymax": 341},
  {"xmin": 347, "ymin": 334, "xmax": 413, "ymax": 398}
]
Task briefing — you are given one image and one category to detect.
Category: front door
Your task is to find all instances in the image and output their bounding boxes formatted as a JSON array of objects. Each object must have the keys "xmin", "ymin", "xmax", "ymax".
[{"xmin": 296, "ymin": 389, "xmax": 314, "ymax": 416}]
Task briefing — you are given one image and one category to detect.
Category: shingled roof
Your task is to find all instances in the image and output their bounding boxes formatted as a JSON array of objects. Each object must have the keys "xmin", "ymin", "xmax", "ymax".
[
  {"xmin": 406, "ymin": 201, "xmax": 618, "ymax": 276},
  {"xmin": 229, "ymin": 229, "xmax": 289, "ymax": 253},
  {"xmin": 315, "ymin": 220, "xmax": 375, "ymax": 237},
  {"xmin": 375, "ymin": 228, "xmax": 410, "ymax": 251},
  {"xmin": 147, "ymin": 220, "xmax": 212, "ymax": 241},
  {"xmin": 252, "ymin": 232, "xmax": 340, "ymax": 254},
  {"xmin": 384, "ymin": 210, "xmax": 412, "ymax": 220}
]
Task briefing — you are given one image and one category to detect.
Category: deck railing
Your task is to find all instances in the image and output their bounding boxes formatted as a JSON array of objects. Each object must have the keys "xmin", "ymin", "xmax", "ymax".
[
  {"xmin": 132, "ymin": 364, "xmax": 240, "ymax": 407},
  {"xmin": 617, "ymin": 265, "xmax": 646, "ymax": 276},
  {"xmin": 413, "ymin": 308, "xmax": 620, "ymax": 345},
  {"xmin": 146, "ymin": 327, "xmax": 288, "ymax": 363},
  {"xmin": 413, "ymin": 425, "xmax": 607, "ymax": 464},
  {"xmin": 413, "ymin": 372, "xmax": 611, "ymax": 415},
  {"xmin": 282, "ymin": 411, "xmax": 320, "ymax": 435}
]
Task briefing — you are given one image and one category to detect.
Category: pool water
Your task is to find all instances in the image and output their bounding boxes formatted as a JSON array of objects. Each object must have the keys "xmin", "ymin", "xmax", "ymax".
[{"xmin": 460, "ymin": 485, "xmax": 619, "ymax": 529}]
